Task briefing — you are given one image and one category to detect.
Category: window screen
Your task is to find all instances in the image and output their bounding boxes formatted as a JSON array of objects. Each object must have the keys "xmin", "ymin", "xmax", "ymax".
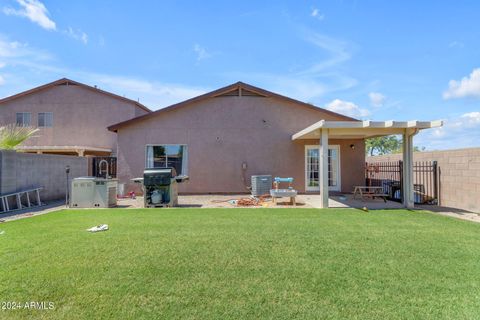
[
  {"xmin": 146, "ymin": 145, "xmax": 188, "ymax": 175},
  {"xmin": 16, "ymin": 113, "xmax": 31, "ymax": 127},
  {"xmin": 38, "ymin": 112, "xmax": 53, "ymax": 127}
]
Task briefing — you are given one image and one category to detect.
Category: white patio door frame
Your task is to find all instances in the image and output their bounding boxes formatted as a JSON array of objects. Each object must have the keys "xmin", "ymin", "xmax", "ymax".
[{"xmin": 305, "ymin": 145, "xmax": 341, "ymax": 192}]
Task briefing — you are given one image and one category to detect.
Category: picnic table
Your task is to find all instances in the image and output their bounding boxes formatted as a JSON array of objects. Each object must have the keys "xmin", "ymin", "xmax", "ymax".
[{"xmin": 353, "ymin": 186, "xmax": 388, "ymax": 202}]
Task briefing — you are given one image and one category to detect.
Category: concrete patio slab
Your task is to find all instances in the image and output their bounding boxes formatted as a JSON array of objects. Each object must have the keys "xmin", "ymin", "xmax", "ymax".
[
  {"xmin": 117, "ymin": 194, "xmax": 404, "ymax": 210},
  {"xmin": 327, "ymin": 194, "xmax": 405, "ymax": 209},
  {"xmin": 0, "ymin": 200, "xmax": 65, "ymax": 223}
]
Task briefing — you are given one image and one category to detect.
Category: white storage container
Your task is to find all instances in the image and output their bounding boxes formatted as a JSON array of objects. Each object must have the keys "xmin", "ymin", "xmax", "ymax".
[{"xmin": 70, "ymin": 177, "xmax": 118, "ymax": 208}]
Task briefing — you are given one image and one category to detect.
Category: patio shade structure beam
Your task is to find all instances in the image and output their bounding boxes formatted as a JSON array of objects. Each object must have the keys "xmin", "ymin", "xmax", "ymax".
[
  {"xmin": 15, "ymin": 145, "xmax": 112, "ymax": 156},
  {"xmin": 402, "ymin": 128, "xmax": 417, "ymax": 208},
  {"xmin": 292, "ymin": 120, "xmax": 443, "ymax": 209},
  {"xmin": 319, "ymin": 129, "xmax": 329, "ymax": 208}
]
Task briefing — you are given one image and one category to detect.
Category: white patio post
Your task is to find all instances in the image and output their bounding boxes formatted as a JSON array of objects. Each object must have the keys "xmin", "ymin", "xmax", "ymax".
[
  {"xmin": 402, "ymin": 129, "xmax": 414, "ymax": 209},
  {"xmin": 319, "ymin": 129, "xmax": 329, "ymax": 208}
]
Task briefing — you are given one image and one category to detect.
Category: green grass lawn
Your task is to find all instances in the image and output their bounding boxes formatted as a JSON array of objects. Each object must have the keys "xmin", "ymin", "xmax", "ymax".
[{"xmin": 1, "ymin": 208, "xmax": 480, "ymax": 319}]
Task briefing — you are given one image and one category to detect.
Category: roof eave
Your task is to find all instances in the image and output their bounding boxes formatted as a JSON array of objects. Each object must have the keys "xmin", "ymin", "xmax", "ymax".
[
  {"xmin": 107, "ymin": 81, "xmax": 359, "ymax": 131},
  {"xmin": 0, "ymin": 78, "xmax": 152, "ymax": 113}
]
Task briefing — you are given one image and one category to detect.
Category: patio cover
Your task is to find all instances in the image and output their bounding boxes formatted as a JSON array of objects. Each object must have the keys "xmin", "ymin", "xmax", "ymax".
[
  {"xmin": 292, "ymin": 120, "xmax": 443, "ymax": 209},
  {"xmin": 16, "ymin": 145, "xmax": 112, "ymax": 156}
]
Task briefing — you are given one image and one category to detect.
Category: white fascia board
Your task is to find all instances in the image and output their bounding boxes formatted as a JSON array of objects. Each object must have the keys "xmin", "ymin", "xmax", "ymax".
[{"xmin": 292, "ymin": 120, "xmax": 443, "ymax": 140}]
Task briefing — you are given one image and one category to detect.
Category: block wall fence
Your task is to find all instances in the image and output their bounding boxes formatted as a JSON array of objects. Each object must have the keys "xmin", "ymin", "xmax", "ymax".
[
  {"xmin": 0, "ymin": 150, "xmax": 87, "ymax": 201},
  {"xmin": 367, "ymin": 148, "xmax": 480, "ymax": 213}
]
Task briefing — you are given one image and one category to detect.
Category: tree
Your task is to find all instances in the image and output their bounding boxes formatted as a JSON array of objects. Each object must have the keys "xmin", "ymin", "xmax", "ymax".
[
  {"xmin": 365, "ymin": 135, "xmax": 401, "ymax": 156},
  {"xmin": 0, "ymin": 124, "xmax": 39, "ymax": 150},
  {"xmin": 366, "ymin": 135, "xmax": 426, "ymax": 156}
]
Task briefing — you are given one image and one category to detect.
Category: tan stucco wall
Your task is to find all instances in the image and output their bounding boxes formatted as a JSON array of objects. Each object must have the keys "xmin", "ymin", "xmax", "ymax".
[
  {"xmin": 116, "ymin": 96, "xmax": 365, "ymax": 194},
  {"xmin": 0, "ymin": 84, "xmax": 149, "ymax": 154},
  {"xmin": 367, "ymin": 148, "xmax": 480, "ymax": 213}
]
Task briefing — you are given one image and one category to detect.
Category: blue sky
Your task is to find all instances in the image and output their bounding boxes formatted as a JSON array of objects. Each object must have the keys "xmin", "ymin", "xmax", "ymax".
[{"xmin": 0, "ymin": 0, "xmax": 479, "ymax": 150}]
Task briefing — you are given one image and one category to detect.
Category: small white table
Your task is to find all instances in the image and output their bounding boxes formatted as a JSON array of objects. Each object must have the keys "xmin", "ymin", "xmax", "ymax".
[{"xmin": 270, "ymin": 189, "xmax": 297, "ymax": 206}]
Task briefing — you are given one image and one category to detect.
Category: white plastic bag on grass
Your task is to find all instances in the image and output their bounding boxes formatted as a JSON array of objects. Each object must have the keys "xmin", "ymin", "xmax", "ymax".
[{"xmin": 86, "ymin": 224, "xmax": 109, "ymax": 232}]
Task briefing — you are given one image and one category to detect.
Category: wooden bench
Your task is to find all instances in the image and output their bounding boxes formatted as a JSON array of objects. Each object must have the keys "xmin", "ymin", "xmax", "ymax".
[{"xmin": 353, "ymin": 186, "xmax": 388, "ymax": 203}]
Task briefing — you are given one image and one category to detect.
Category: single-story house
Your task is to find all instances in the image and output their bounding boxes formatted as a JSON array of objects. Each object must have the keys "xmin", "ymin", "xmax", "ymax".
[{"xmin": 108, "ymin": 82, "xmax": 441, "ymax": 208}]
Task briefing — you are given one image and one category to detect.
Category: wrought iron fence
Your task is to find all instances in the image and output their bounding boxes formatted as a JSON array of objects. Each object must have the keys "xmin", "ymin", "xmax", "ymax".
[{"xmin": 365, "ymin": 160, "xmax": 438, "ymax": 204}]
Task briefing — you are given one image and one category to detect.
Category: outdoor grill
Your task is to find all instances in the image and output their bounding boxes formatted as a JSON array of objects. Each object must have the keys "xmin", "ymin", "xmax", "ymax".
[{"xmin": 143, "ymin": 168, "xmax": 189, "ymax": 208}]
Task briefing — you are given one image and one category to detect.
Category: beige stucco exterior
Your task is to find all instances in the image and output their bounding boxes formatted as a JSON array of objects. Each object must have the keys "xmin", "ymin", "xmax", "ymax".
[
  {"xmin": 0, "ymin": 79, "xmax": 150, "ymax": 156},
  {"xmin": 114, "ymin": 92, "xmax": 365, "ymax": 194}
]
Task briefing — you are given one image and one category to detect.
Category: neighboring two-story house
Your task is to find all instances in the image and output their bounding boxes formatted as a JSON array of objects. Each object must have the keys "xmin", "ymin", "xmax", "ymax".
[{"xmin": 0, "ymin": 78, "xmax": 151, "ymax": 156}]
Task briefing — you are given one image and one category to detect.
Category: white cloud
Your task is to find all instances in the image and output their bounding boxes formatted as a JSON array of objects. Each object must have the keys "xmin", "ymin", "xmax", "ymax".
[
  {"xmin": 443, "ymin": 68, "xmax": 480, "ymax": 99},
  {"xmin": 0, "ymin": 61, "xmax": 4, "ymax": 85},
  {"xmin": 223, "ymin": 30, "xmax": 357, "ymax": 103},
  {"xmin": 77, "ymin": 73, "xmax": 208, "ymax": 109},
  {"xmin": 3, "ymin": 1, "xmax": 87, "ymax": 45},
  {"xmin": 448, "ymin": 41, "xmax": 464, "ymax": 48},
  {"xmin": 0, "ymin": 34, "xmax": 207, "ymax": 108},
  {"xmin": 0, "ymin": 37, "xmax": 51, "ymax": 66},
  {"xmin": 64, "ymin": 27, "xmax": 88, "ymax": 45},
  {"xmin": 226, "ymin": 70, "xmax": 357, "ymax": 103},
  {"xmin": 0, "ymin": 39, "xmax": 25, "ymax": 58},
  {"xmin": 300, "ymin": 32, "xmax": 351, "ymax": 74},
  {"xmin": 369, "ymin": 92, "xmax": 386, "ymax": 107},
  {"xmin": 193, "ymin": 44, "xmax": 212, "ymax": 61},
  {"xmin": 3, "ymin": 0, "xmax": 56, "ymax": 30},
  {"xmin": 243, "ymin": 73, "xmax": 327, "ymax": 100},
  {"xmin": 0, "ymin": 36, "xmax": 61, "ymax": 95},
  {"xmin": 416, "ymin": 111, "xmax": 480, "ymax": 150},
  {"xmin": 456, "ymin": 111, "xmax": 480, "ymax": 127},
  {"xmin": 325, "ymin": 99, "xmax": 370, "ymax": 118},
  {"xmin": 311, "ymin": 8, "xmax": 325, "ymax": 20},
  {"xmin": 0, "ymin": 36, "xmax": 52, "ymax": 66}
]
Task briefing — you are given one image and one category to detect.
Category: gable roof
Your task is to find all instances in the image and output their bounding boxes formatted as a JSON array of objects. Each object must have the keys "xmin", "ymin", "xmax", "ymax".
[
  {"xmin": 108, "ymin": 81, "xmax": 358, "ymax": 132},
  {"xmin": 0, "ymin": 78, "xmax": 152, "ymax": 113}
]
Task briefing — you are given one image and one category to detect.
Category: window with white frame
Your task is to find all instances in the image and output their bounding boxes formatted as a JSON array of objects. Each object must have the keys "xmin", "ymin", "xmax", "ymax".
[
  {"xmin": 38, "ymin": 112, "xmax": 53, "ymax": 128},
  {"xmin": 146, "ymin": 145, "xmax": 188, "ymax": 175},
  {"xmin": 16, "ymin": 112, "xmax": 31, "ymax": 127}
]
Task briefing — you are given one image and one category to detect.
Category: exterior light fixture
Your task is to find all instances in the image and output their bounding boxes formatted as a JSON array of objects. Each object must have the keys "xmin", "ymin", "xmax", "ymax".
[{"xmin": 350, "ymin": 144, "xmax": 355, "ymax": 150}]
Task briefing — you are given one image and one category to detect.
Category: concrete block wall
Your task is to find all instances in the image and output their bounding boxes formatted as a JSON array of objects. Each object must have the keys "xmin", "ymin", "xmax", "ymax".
[
  {"xmin": 367, "ymin": 148, "xmax": 480, "ymax": 213},
  {"xmin": 0, "ymin": 150, "xmax": 88, "ymax": 201}
]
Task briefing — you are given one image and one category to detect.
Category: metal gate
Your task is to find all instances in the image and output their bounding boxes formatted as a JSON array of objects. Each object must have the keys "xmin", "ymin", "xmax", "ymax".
[
  {"xmin": 365, "ymin": 160, "xmax": 438, "ymax": 204},
  {"xmin": 91, "ymin": 157, "xmax": 117, "ymax": 178}
]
